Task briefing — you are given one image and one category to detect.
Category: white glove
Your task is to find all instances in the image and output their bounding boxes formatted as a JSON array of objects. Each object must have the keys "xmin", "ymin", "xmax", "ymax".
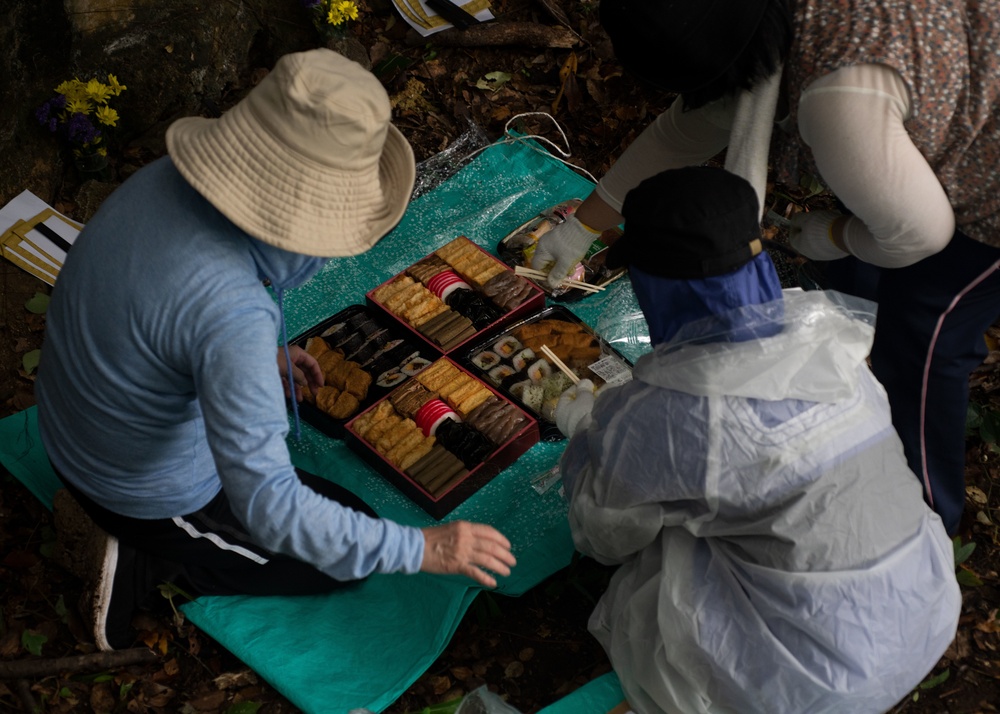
[
  {"xmin": 529, "ymin": 214, "xmax": 602, "ymax": 290},
  {"xmin": 555, "ymin": 379, "xmax": 596, "ymax": 438},
  {"xmin": 788, "ymin": 209, "xmax": 850, "ymax": 261}
]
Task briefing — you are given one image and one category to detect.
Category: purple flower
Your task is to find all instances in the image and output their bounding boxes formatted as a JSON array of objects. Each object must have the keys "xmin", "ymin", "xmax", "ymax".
[
  {"xmin": 301, "ymin": 0, "xmax": 322, "ymax": 6},
  {"xmin": 63, "ymin": 112, "xmax": 102, "ymax": 146},
  {"xmin": 34, "ymin": 95, "xmax": 67, "ymax": 133}
]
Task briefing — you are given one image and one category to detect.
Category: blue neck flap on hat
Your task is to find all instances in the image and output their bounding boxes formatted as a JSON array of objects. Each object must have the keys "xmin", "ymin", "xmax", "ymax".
[
  {"xmin": 630, "ymin": 252, "xmax": 783, "ymax": 346},
  {"xmin": 248, "ymin": 238, "xmax": 328, "ymax": 291},
  {"xmin": 247, "ymin": 237, "xmax": 329, "ymax": 441}
]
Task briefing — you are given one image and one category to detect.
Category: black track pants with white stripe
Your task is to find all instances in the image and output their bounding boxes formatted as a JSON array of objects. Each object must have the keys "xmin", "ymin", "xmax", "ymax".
[{"xmin": 60, "ymin": 468, "xmax": 376, "ymax": 598}]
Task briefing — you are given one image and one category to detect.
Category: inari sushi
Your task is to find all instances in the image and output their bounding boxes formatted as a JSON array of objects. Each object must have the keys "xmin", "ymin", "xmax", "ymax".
[
  {"xmin": 471, "ymin": 350, "xmax": 502, "ymax": 371},
  {"xmin": 526, "ymin": 358, "xmax": 552, "ymax": 384},
  {"xmin": 493, "ymin": 335, "xmax": 522, "ymax": 358}
]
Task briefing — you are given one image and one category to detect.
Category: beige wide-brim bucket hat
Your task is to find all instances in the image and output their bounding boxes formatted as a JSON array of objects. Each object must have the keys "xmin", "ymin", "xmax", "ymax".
[{"xmin": 166, "ymin": 49, "xmax": 415, "ymax": 257}]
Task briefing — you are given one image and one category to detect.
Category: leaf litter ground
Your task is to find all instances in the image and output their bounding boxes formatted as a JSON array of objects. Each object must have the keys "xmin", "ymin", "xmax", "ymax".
[{"xmin": 2, "ymin": 1, "xmax": 999, "ymax": 711}]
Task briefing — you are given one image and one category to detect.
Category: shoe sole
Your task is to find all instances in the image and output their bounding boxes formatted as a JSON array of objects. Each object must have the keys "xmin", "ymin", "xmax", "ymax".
[{"xmin": 53, "ymin": 489, "xmax": 120, "ymax": 651}]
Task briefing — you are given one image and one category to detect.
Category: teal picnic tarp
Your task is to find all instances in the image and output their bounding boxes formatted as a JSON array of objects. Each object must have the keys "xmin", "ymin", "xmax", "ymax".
[{"xmin": 0, "ymin": 136, "xmax": 642, "ymax": 713}]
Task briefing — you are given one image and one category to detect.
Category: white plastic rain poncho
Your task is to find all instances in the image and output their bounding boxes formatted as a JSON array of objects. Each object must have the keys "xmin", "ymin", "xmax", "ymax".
[{"xmin": 561, "ymin": 289, "xmax": 961, "ymax": 714}]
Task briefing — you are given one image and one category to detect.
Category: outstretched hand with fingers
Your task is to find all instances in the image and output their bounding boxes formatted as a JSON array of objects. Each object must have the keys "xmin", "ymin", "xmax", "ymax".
[{"xmin": 420, "ymin": 521, "xmax": 517, "ymax": 588}]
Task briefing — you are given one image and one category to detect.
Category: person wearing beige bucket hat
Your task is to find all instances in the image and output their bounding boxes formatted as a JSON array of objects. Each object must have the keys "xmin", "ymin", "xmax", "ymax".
[
  {"xmin": 166, "ymin": 47, "xmax": 415, "ymax": 258},
  {"xmin": 35, "ymin": 48, "xmax": 516, "ymax": 652}
]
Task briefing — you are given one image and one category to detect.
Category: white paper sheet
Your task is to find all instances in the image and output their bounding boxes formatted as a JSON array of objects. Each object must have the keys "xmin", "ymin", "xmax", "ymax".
[{"xmin": 390, "ymin": 0, "xmax": 494, "ymax": 37}]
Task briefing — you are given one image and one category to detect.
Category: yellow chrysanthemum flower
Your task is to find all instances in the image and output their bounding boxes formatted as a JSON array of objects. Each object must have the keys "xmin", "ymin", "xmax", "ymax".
[
  {"xmin": 338, "ymin": 1, "xmax": 359, "ymax": 21},
  {"xmin": 326, "ymin": 0, "xmax": 358, "ymax": 25},
  {"xmin": 97, "ymin": 147, "xmax": 108, "ymax": 156},
  {"xmin": 56, "ymin": 79, "xmax": 88, "ymax": 102},
  {"xmin": 95, "ymin": 105, "xmax": 120, "ymax": 127},
  {"xmin": 107, "ymin": 74, "xmax": 127, "ymax": 96},
  {"xmin": 66, "ymin": 97, "xmax": 92, "ymax": 115},
  {"xmin": 85, "ymin": 78, "xmax": 113, "ymax": 104}
]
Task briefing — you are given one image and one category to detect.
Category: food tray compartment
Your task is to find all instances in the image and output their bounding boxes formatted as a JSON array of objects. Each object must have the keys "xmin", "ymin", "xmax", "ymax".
[
  {"xmin": 292, "ymin": 305, "xmax": 440, "ymax": 439},
  {"xmin": 366, "ymin": 236, "xmax": 546, "ymax": 355},
  {"xmin": 459, "ymin": 305, "xmax": 633, "ymax": 441},
  {"xmin": 496, "ymin": 199, "xmax": 626, "ymax": 302},
  {"xmin": 345, "ymin": 357, "xmax": 540, "ymax": 520}
]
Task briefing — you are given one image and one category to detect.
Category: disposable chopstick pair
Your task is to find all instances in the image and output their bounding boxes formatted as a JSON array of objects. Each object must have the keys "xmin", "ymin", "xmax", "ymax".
[
  {"xmin": 540, "ymin": 344, "xmax": 580, "ymax": 384},
  {"xmin": 514, "ymin": 265, "xmax": 605, "ymax": 293}
]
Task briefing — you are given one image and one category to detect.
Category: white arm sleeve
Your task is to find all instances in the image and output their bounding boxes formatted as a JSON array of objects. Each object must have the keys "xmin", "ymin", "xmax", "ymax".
[
  {"xmin": 595, "ymin": 95, "xmax": 734, "ymax": 212},
  {"xmin": 798, "ymin": 64, "xmax": 954, "ymax": 267}
]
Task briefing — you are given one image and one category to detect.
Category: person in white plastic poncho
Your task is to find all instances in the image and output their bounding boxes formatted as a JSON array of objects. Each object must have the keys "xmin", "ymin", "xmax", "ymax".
[{"xmin": 553, "ymin": 166, "xmax": 961, "ymax": 714}]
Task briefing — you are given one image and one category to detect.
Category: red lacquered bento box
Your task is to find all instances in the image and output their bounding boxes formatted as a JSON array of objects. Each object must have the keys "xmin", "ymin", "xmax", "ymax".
[
  {"xmin": 366, "ymin": 236, "xmax": 545, "ymax": 356},
  {"xmin": 345, "ymin": 357, "xmax": 539, "ymax": 519}
]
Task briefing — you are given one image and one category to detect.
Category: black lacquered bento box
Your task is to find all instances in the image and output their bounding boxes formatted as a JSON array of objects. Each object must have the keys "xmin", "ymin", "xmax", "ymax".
[
  {"xmin": 345, "ymin": 357, "xmax": 539, "ymax": 519},
  {"xmin": 458, "ymin": 306, "xmax": 634, "ymax": 441},
  {"xmin": 292, "ymin": 305, "xmax": 440, "ymax": 439}
]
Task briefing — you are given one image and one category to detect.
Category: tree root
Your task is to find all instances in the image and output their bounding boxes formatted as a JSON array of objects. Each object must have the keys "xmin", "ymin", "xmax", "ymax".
[
  {"xmin": 407, "ymin": 22, "xmax": 579, "ymax": 48},
  {"xmin": 0, "ymin": 648, "xmax": 159, "ymax": 680}
]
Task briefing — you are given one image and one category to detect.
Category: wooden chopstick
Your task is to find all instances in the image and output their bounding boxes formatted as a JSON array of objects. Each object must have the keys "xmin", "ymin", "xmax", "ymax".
[
  {"xmin": 540, "ymin": 344, "xmax": 580, "ymax": 384},
  {"xmin": 514, "ymin": 265, "xmax": 605, "ymax": 293}
]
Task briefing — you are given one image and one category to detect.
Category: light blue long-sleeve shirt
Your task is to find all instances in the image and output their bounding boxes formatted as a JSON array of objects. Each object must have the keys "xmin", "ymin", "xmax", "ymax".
[{"xmin": 36, "ymin": 157, "xmax": 424, "ymax": 580}]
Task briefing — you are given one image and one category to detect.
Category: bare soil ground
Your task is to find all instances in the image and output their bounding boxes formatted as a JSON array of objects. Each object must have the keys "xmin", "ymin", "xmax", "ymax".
[{"xmin": 2, "ymin": 1, "xmax": 999, "ymax": 712}]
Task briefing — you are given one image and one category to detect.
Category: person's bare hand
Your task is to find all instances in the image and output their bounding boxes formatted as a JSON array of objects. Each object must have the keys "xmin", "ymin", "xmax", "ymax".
[
  {"xmin": 420, "ymin": 521, "xmax": 517, "ymax": 588},
  {"xmin": 277, "ymin": 345, "xmax": 324, "ymax": 401}
]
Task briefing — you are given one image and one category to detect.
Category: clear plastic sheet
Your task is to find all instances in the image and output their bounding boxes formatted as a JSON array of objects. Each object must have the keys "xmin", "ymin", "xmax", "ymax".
[
  {"xmin": 595, "ymin": 282, "xmax": 652, "ymax": 365},
  {"xmin": 455, "ymin": 685, "xmax": 526, "ymax": 714},
  {"xmin": 279, "ymin": 128, "xmax": 604, "ymax": 595},
  {"xmin": 411, "ymin": 118, "xmax": 493, "ymax": 201}
]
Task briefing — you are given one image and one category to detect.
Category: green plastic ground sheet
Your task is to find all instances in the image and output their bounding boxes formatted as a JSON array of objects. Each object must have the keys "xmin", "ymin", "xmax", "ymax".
[{"xmin": 0, "ymin": 137, "xmax": 647, "ymax": 712}]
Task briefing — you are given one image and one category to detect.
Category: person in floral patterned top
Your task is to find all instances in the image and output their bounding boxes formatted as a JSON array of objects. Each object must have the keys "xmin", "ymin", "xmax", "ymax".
[{"xmin": 532, "ymin": 0, "xmax": 1000, "ymax": 537}]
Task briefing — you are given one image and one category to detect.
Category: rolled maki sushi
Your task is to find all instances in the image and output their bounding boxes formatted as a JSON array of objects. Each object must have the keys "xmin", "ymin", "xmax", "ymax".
[
  {"xmin": 320, "ymin": 321, "xmax": 347, "ymax": 339},
  {"xmin": 471, "ymin": 350, "xmax": 502, "ymax": 371},
  {"xmin": 362, "ymin": 338, "xmax": 405, "ymax": 368},
  {"xmin": 541, "ymin": 371, "xmax": 576, "ymax": 400},
  {"xmin": 493, "ymin": 335, "xmax": 522, "ymax": 359},
  {"xmin": 335, "ymin": 331, "xmax": 365, "ymax": 355},
  {"xmin": 401, "ymin": 356, "xmax": 432, "ymax": 376},
  {"xmin": 488, "ymin": 364, "xmax": 516, "ymax": 385},
  {"xmin": 507, "ymin": 379, "xmax": 531, "ymax": 400},
  {"xmin": 376, "ymin": 369, "xmax": 406, "ymax": 389},
  {"xmin": 526, "ymin": 358, "xmax": 553, "ymax": 384},
  {"xmin": 511, "ymin": 347, "xmax": 536, "ymax": 372},
  {"xmin": 520, "ymin": 384, "xmax": 545, "ymax": 413}
]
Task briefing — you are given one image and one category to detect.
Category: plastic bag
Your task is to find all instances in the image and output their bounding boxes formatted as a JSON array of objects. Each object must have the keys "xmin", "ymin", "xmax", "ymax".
[
  {"xmin": 595, "ymin": 285, "xmax": 652, "ymax": 365},
  {"xmin": 455, "ymin": 686, "xmax": 525, "ymax": 714}
]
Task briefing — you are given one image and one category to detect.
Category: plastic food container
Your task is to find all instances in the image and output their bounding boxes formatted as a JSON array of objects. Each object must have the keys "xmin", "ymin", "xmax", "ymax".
[
  {"xmin": 459, "ymin": 305, "xmax": 633, "ymax": 441},
  {"xmin": 495, "ymin": 199, "xmax": 626, "ymax": 302}
]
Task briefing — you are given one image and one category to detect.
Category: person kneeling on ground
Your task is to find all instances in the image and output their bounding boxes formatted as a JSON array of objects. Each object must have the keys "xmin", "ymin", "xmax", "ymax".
[
  {"xmin": 36, "ymin": 49, "xmax": 516, "ymax": 652},
  {"xmin": 554, "ymin": 166, "xmax": 960, "ymax": 713}
]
